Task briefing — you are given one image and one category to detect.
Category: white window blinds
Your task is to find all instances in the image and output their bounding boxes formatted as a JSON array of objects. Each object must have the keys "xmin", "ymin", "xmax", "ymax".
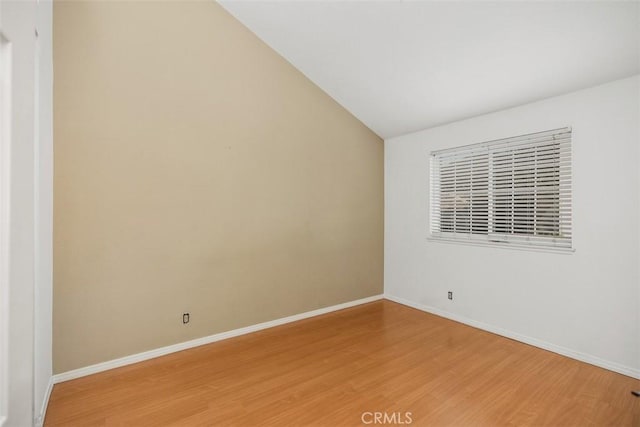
[{"xmin": 430, "ymin": 127, "xmax": 572, "ymax": 250}]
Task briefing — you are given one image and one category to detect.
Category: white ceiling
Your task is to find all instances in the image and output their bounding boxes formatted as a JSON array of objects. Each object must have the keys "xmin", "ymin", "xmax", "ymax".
[{"xmin": 219, "ymin": 1, "xmax": 640, "ymax": 139}]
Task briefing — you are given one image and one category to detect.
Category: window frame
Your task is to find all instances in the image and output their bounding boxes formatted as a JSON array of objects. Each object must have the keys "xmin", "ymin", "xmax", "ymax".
[{"xmin": 428, "ymin": 127, "xmax": 573, "ymax": 253}]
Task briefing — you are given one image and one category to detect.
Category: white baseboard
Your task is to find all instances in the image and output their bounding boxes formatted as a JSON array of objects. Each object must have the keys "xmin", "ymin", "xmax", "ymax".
[
  {"xmin": 34, "ymin": 377, "xmax": 54, "ymax": 427},
  {"xmin": 52, "ymin": 292, "xmax": 637, "ymax": 387},
  {"xmin": 52, "ymin": 294, "xmax": 383, "ymax": 384},
  {"xmin": 384, "ymin": 294, "xmax": 640, "ymax": 380}
]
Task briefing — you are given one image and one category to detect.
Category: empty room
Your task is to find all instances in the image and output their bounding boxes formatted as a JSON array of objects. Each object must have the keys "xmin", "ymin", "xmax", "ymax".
[{"xmin": 1, "ymin": 0, "xmax": 639, "ymax": 425}]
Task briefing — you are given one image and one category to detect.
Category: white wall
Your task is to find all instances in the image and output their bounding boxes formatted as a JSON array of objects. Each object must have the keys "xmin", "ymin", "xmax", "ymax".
[
  {"xmin": 0, "ymin": 0, "xmax": 53, "ymax": 425},
  {"xmin": 385, "ymin": 75, "xmax": 640, "ymax": 378}
]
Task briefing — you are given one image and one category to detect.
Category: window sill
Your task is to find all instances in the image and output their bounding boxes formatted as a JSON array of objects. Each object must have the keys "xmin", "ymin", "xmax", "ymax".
[{"xmin": 426, "ymin": 236, "xmax": 575, "ymax": 254}]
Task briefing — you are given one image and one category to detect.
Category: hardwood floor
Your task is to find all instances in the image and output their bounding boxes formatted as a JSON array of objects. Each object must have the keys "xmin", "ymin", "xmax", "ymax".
[{"xmin": 45, "ymin": 300, "xmax": 640, "ymax": 426}]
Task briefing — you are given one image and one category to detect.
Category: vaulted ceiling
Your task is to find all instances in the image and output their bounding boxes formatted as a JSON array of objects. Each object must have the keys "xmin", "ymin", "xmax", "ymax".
[{"xmin": 219, "ymin": 1, "xmax": 640, "ymax": 139}]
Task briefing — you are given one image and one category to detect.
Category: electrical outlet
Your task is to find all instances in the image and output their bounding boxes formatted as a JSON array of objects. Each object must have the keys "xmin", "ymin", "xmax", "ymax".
[
  {"xmin": 448, "ymin": 291, "xmax": 453, "ymax": 300},
  {"xmin": 182, "ymin": 312, "xmax": 190, "ymax": 324}
]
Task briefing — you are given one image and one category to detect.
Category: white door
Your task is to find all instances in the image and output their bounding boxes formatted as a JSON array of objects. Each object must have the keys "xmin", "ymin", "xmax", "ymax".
[
  {"xmin": 0, "ymin": 1, "xmax": 39, "ymax": 426},
  {"xmin": 0, "ymin": 25, "xmax": 10, "ymax": 427}
]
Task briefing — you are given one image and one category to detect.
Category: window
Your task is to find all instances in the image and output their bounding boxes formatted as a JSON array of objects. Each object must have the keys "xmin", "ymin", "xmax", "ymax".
[{"xmin": 430, "ymin": 127, "xmax": 572, "ymax": 250}]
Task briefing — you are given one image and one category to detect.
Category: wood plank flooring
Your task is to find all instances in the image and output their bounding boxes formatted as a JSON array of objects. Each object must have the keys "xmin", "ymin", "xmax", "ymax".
[{"xmin": 45, "ymin": 300, "xmax": 640, "ymax": 426}]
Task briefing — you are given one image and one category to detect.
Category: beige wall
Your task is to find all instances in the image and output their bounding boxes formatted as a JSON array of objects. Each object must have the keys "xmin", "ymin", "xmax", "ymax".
[{"xmin": 53, "ymin": 1, "xmax": 383, "ymax": 374}]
